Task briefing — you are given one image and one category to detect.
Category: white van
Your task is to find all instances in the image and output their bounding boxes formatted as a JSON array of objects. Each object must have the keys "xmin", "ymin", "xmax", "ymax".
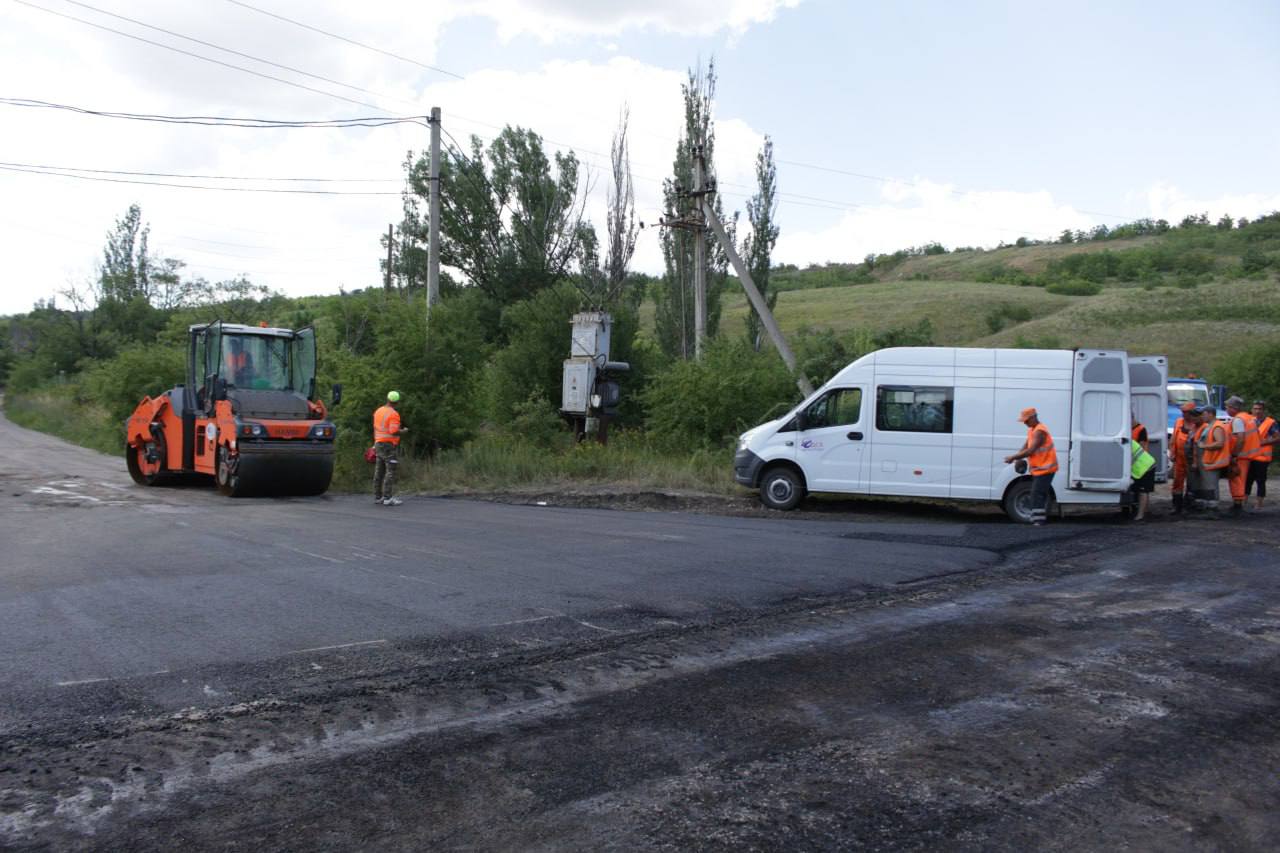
[{"xmin": 734, "ymin": 347, "xmax": 1168, "ymax": 522}]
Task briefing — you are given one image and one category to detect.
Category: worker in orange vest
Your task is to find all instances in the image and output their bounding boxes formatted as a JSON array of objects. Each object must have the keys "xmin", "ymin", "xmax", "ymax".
[
  {"xmin": 1195, "ymin": 408, "xmax": 1230, "ymax": 516},
  {"xmin": 1004, "ymin": 407, "xmax": 1058, "ymax": 526},
  {"xmin": 223, "ymin": 337, "xmax": 254, "ymax": 386},
  {"xmin": 372, "ymin": 391, "xmax": 408, "ymax": 507},
  {"xmin": 1223, "ymin": 395, "xmax": 1260, "ymax": 517},
  {"xmin": 1247, "ymin": 400, "xmax": 1278, "ymax": 509},
  {"xmin": 1131, "ymin": 417, "xmax": 1149, "ymax": 453},
  {"xmin": 1168, "ymin": 402, "xmax": 1199, "ymax": 515}
]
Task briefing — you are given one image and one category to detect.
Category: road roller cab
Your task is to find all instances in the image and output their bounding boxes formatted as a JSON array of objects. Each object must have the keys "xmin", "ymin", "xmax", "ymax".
[{"xmin": 125, "ymin": 321, "xmax": 339, "ymax": 496}]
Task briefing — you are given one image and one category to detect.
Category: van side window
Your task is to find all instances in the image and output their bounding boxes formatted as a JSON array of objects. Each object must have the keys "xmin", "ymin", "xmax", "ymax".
[
  {"xmin": 876, "ymin": 386, "xmax": 953, "ymax": 433},
  {"xmin": 803, "ymin": 388, "xmax": 862, "ymax": 429}
]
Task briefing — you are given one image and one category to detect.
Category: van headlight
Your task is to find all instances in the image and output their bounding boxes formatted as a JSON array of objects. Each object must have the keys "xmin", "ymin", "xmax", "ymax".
[{"xmin": 736, "ymin": 434, "xmax": 749, "ymax": 452}]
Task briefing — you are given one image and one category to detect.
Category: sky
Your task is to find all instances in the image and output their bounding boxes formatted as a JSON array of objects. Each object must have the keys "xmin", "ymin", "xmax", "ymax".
[{"xmin": 1, "ymin": 0, "xmax": 1278, "ymax": 316}]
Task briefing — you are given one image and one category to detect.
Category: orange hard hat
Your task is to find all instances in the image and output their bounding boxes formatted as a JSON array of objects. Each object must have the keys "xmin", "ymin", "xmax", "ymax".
[{"xmin": 1018, "ymin": 407, "xmax": 1037, "ymax": 423}]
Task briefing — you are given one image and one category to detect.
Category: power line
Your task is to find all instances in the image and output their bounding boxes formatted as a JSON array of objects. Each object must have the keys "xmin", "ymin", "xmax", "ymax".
[
  {"xmin": 11, "ymin": 0, "xmax": 391, "ymax": 113},
  {"xmin": 0, "ymin": 163, "xmax": 401, "ymax": 195},
  {"xmin": 224, "ymin": 0, "xmax": 464, "ymax": 81},
  {"xmin": 0, "ymin": 159, "xmax": 399, "ymax": 183},
  {"xmin": 0, "ymin": 97, "xmax": 426, "ymax": 128},
  {"xmin": 57, "ymin": 0, "xmax": 415, "ymax": 109}
]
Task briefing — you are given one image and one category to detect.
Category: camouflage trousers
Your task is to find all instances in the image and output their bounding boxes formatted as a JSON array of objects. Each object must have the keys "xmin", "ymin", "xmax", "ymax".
[{"xmin": 373, "ymin": 442, "xmax": 399, "ymax": 500}]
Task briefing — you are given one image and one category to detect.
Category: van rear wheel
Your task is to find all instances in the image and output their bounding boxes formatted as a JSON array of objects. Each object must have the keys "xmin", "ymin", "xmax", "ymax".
[
  {"xmin": 1003, "ymin": 478, "xmax": 1053, "ymax": 523},
  {"xmin": 760, "ymin": 466, "xmax": 804, "ymax": 511}
]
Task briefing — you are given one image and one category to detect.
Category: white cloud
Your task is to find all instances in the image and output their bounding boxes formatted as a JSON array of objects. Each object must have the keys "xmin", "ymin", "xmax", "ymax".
[
  {"xmin": 1141, "ymin": 181, "xmax": 1280, "ymax": 225},
  {"xmin": 773, "ymin": 178, "xmax": 1098, "ymax": 266},
  {"xmin": 454, "ymin": 0, "xmax": 804, "ymax": 41}
]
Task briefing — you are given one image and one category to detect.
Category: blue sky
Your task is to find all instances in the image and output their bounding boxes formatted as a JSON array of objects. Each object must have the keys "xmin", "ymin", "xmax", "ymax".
[{"xmin": 1, "ymin": 0, "xmax": 1277, "ymax": 314}]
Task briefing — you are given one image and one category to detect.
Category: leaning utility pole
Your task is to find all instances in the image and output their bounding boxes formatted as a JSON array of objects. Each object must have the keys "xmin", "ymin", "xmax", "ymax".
[
  {"xmin": 692, "ymin": 144, "xmax": 707, "ymax": 360},
  {"xmin": 427, "ymin": 107, "xmax": 442, "ymax": 311},
  {"xmin": 696, "ymin": 151, "xmax": 814, "ymax": 398}
]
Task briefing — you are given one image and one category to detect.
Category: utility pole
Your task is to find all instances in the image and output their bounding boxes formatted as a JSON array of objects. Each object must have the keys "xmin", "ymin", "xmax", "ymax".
[
  {"xmin": 692, "ymin": 144, "xmax": 706, "ymax": 360},
  {"xmin": 427, "ymin": 107, "xmax": 441, "ymax": 311},
  {"xmin": 384, "ymin": 224, "xmax": 394, "ymax": 291},
  {"xmin": 700, "ymin": 182, "xmax": 814, "ymax": 398}
]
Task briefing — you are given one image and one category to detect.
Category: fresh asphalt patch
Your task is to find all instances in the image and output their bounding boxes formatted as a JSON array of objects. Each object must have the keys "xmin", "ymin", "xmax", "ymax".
[{"xmin": 1, "ymin": 408, "xmax": 1277, "ymax": 850}]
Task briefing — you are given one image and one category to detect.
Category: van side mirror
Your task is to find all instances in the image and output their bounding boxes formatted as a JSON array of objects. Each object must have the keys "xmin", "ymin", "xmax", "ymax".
[{"xmin": 331, "ymin": 383, "xmax": 343, "ymax": 407}]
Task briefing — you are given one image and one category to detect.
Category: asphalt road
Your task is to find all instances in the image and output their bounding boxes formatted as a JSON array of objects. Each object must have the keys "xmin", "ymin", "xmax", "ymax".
[{"xmin": 1, "ymin": 409, "xmax": 1277, "ymax": 850}]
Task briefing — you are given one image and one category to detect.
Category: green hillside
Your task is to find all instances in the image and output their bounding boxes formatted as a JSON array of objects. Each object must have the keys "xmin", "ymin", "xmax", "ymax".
[{"xmin": 710, "ymin": 215, "xmax": 1280, "ymax": 378}]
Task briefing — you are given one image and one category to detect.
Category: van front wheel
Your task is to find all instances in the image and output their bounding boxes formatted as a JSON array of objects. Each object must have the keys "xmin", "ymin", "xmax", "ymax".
[{"xmin": 760, "ymin": 466, "xmax": 804, "ymax": 511}]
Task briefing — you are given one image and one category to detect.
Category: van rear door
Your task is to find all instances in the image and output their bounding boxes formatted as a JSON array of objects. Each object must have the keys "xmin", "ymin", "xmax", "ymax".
[
  {"xmin": 1128, "ymin": 355, "xmax": 1169, "ymax": 481},
  {"xmin": 1068, "ymin": 349, "xmax": 1131, "ymax": 491}
]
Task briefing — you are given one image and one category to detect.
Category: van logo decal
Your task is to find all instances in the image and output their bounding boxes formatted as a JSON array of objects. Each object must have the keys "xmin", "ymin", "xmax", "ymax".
[{"xmin": 800, "ymin": 439, "xmax": 823, "ymax": 450}]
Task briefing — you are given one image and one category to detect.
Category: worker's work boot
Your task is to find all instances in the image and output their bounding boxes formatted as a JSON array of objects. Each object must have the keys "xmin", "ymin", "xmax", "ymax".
[
  {"xmin": 1230, "ymin": 502, "xmax": 1244, "ymax": 519},
  {"xmin": 382, "ymin": 497, "xmax": 403, "ymax": 506},
  {"xmin": 1171, "ymin": 494, "xmax": 1184, "ymax": 515}
]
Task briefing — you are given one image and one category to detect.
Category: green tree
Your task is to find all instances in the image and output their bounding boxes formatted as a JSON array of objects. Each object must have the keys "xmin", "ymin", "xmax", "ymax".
[
  {"xmin": 655, "ymin": 58, "xmax": 735, "ymax": 360},
  {"xmin": 401, "ymin": 126, "xmax": 591, "ymax": 316},
  {"xmin": 743, "ymin": 135, "xmax": 780, "ymax": 351}
]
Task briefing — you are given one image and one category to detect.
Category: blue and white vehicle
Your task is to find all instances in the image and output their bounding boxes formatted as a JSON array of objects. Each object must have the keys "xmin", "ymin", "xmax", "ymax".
[
  {"xmin": 734, "ymin": 347, "xmax": 1168, "ymax": 522},
  {"xmin": 1166, "ymin": 377, "xmax": 1228, "ymax": 436}
]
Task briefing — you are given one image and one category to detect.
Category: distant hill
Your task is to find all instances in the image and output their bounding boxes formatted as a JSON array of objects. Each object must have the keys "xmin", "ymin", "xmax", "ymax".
[{"xmin": 715, "ymin": 214, "xmax": 1280, "ymax": 377}]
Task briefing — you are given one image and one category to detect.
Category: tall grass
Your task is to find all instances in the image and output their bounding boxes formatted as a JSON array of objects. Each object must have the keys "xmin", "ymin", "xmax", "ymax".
[
  {"xmin": 4, "ymin": 389, "xmax": 120, "ymax": 455},
  {"xmin": 336, "ymin": 430, "xmax": 737, "ymax": 495}
]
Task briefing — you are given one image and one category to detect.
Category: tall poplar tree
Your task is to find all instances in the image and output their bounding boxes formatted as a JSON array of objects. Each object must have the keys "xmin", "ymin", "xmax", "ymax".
[
  {"xmin": 743, "ymin": 136, "xmax": 780, "ymax": 351},
  {"xmin": 654, "ymin": 59, "xmax": 734, "ymax": 360}
]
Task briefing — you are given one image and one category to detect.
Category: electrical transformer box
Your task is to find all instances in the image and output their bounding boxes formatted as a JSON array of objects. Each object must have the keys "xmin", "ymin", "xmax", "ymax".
[
  {"xmin": 561, "ymin": 359, "xmax": 596, "ymax": 414},
  {"xmin": 570, "ymin": 312, "xmax": 611, "ymax": 361}
]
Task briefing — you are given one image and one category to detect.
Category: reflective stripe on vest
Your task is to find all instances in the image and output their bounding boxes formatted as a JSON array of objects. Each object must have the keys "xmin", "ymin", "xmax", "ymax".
[
  {"xmin": 373, "ymin": 405, "xmax": 401, "ymax": 444},
  {"xmin": 1236, "ymin": 413, "xmax": 1263, "ymax": 460},
  {"xmin": 1200, "ymin": 422, "xmax": 1230, "ymax": 470},
  {"xmin": 1258, "ymin": 416, "xmax": 1276, "ymax": 463},
  {"xmin": 1028, "ymin": 423, "xmax": 1059, "ymax": 476},
  {"xmin": 1131, "ymin": 440, "xmax": 1155, "ymax": 479}
]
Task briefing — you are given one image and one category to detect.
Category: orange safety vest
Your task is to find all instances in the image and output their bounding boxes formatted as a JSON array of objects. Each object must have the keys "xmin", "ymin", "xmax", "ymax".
[
  {"xmin": 1027, "ymin": 422, "xmax": 1059, "ymax": 476},
  {"xmin": 1199, "ymin": 421, "xmax": 1230, "ymax": 470},
  {"xmin": 1170, "ymin": 418, "xmax": 1192, "ymax": 464},
  {"xmin": 1235, "ymin": 412, "xmax": 1262, "ymax": 460},
  {"xmin": 1257, "ymin": 416, "xmax": 1276, "ymax": 463},
  {"xmin": 1131, "ymin": 422, "xmax": 1148, "ymax": 452},
  {"xmin": 373, "ymin": 404, "xmax": 402, "ymax": 445}
]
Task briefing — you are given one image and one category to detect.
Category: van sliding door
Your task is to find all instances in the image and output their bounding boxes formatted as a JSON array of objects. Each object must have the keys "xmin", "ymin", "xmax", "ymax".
[
  {"xmin": 1068, "ymin": 349, "xmax": 1130, "ymax": 491},
  {"xmin": 1128, "ymin": 355, "xmax": 1168, "ymax": 482}
]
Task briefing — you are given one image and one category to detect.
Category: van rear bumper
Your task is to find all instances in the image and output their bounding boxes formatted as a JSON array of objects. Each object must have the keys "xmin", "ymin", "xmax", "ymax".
[{"xmin": 734, "ymin": 449, "xmax": 766, "ymax": 487}]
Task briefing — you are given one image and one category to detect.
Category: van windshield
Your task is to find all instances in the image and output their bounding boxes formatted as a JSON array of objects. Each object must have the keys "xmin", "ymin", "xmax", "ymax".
[{"xmin": 1167, "ymin": 384, "xmax": 1209, "ymax": 407}]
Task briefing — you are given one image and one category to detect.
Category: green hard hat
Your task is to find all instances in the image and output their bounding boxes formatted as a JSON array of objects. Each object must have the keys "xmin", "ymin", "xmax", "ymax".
[{"xmin": 387, "ymin": 390, "xmax": 401, "ymax": 402}]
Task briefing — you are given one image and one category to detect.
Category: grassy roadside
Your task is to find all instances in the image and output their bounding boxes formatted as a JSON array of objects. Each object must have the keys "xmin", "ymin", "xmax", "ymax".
[
  {"xmin": 2, "ymin": 391, "xmax": 738, "ymax": 497},
  {"xmin": 335, "ymin": 431, "xmax": 737, "ymax": 496},
  {"xmin": 3, "ymin": 389, "xmax": 121, "ymax": 456}
]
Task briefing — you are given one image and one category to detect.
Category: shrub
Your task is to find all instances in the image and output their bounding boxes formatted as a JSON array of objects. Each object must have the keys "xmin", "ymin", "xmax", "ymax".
[
  {"xmin": 1045, "ymin": 279, "xmax": 1101, "ymax": 296},
  {"xmin": 643, "ymin": 337, "xmax": 798, "ymax": 449},
  {"xmin": 985, "ymin": 303, "xmax": 1034, "ymax": 334},
  {"xmin": 873, "ymin": 318, "xmax": 935, "ymax": 348},
  {"xmin": 1214, "ymin": 342, "xmax": 1280, "ymax": 409},
  {"xmin": 81, "ymin": 342, "xmax": 186, "ymax": 422}
]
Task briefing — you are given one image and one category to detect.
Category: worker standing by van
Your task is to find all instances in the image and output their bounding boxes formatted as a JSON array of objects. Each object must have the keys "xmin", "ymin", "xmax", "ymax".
[
  {"xmin": 1224, "ymin": 396, "xmax": 1258, "ymax": 518},
  {"xmin": 1169, "ymin": 402, "xmax": 1199, "ymax": 515},
  {"xmin": 373, "ymin": 391, "xmax": 408, "ymax": 507},
  {"xmin": 1131, "ymin": 417, "xmax": 1149, "ymax": 453},
  {"xmin": 1130, "ymin": 437, "xmax": 1157, "ymax": 521},
  {"xmin": 1196, "ymin": 408, "xmax": 1230, "ymax": 516},
  {"xmin": 1004, "ymin": 408, "xmax": 1058, "ymax": 526},
  {"xmin": 1247, "ymin": 400, "xmax": 1277, "ymax": 509}
]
